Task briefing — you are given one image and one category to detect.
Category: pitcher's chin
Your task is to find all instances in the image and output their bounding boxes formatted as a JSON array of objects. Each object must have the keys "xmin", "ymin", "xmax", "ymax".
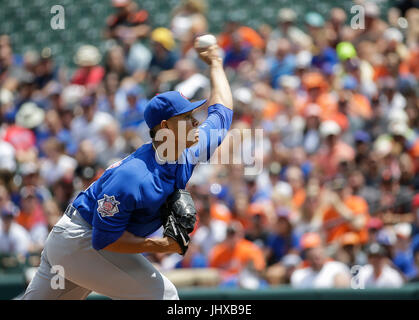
[{"xmin": 186, "ymin": 136, "xmax": 199, "ymax": 148}]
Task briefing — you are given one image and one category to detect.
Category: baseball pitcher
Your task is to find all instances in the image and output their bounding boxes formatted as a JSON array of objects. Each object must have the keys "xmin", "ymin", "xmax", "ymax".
[{"xmin": 22, "ymin": 41, "xmax": 233, "ymax": 300}]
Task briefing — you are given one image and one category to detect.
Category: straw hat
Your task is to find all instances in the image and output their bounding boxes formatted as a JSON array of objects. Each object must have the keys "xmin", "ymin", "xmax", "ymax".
[
  {"xmin": 16, "ymin": 102, "xmax": 45, "ymax": 129},
  {"xmin": 74, "ymin": 45, "xmax": 102, "ymax": 67}
]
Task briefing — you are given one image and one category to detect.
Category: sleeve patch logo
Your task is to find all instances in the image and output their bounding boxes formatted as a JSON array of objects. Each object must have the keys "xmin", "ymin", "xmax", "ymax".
[{"xmin": 97, "ymin": 194, "xmax": 120, "ymax": 217}]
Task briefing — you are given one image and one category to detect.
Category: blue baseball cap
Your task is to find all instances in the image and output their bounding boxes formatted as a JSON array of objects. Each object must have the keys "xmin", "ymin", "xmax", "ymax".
[
  {"xmin": 144, "ymin": 91, "xmax": 206, "ymax": 129},
  {"xmin": 305, "ymin": 12, "xmax": 325, "ymax": 27},
  {"xmin": 354, "ymin": 130, "xmax": 371, "ymax": 143},
  {"xmin": 1, "ymin": 202, "xmax": 18, "ymax": 218},
  {"xmin": 342, "ymin": 75, "xmax": 358, "ymax": 90}
]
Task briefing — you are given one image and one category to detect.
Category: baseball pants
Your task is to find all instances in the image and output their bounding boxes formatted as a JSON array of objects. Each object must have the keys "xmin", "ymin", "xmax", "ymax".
[{"xmin": 21, "ymin": 208, "xmax": 179, "ymax": 300}]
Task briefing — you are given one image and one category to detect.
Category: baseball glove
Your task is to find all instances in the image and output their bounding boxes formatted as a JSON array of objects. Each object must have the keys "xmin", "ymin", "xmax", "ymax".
[{"xmin": 160, "ymin": 189, "xmax": 197, "ymax": 255}]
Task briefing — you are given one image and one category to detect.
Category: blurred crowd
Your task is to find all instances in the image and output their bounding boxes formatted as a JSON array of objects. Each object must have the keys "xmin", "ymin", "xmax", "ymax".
[{"xmin": 0, "ymin": 0, "xmax": 419, "ymax": 290}]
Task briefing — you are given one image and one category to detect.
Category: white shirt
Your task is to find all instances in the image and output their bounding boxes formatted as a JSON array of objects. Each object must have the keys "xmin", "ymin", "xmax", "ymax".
[
  {"xmin": 0, "ymin": 220, "xmax": 32, "ymax": 255},
  {"xmin": 96, "ymin": 136, "xmax": 127, "ymax": 166},
  {"xmin": 358, "ymin": 264, "xmax": 404, "ymax": 288},
  {"xmin": 40, "ymin": 154, "xmax": 77, "ymax": 185},
  {"xmin": 193, "ymin": 220, "xmax": 227, "ymax": 257},
  {"xmin": 291, "ymin": 261, "xmax": 351, "ymax": 289},
  {"xmin": 174, "ymin": 73, "xmax": 210, "ymax": 100},
  {"xmin": 29, "ymin": 223, "xmax": 48, "ymax": 247},
  {"xmin": 380, "ymin": 92, "xmax": 406, "ymax": 113},
  {"xmin": 171, "ymin": 14, "xmax": 193, "ymax": 39},
  {"xmin": 126, "ymin": 42, "xmax": 152, "ymax": 74},
  {"xmin": 71, "ymin": 112, "xmax": 114, "ymax": 147},
  {"xmin": 0, "ymin": 140, "xmax": 16, "ymax": 171}
]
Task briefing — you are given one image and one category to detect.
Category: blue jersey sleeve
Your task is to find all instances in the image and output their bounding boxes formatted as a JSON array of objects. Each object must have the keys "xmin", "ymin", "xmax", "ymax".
[
  {"xmin": 186, "ymin": 103, "xmax": 233, "ymax": 164},
  {"xmin": 90, "ymin": 168, "xmax": 142, "ymax": 250}
]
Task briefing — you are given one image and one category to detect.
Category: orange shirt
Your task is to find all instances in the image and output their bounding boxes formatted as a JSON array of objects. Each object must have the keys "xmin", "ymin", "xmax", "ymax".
[
  {"xmin": 218, "ymin": 26, "xmax": 265, "ymax": 50},
  {"xmin": 399, "ymin": 48, "xmax": 419, "ymax": 78},
  {"xmin": 349, "ymin": 93, "xmax": 372, "ymax": 119},
  {"xmin": 297, "ymin": 93, "xmax": 338, "ymax": 119},
  {"xmin": 324, "ymin": 112, "xmax": 349, "ymax": 132},
  {"xmin": 373, "ymin": 65, "xmax": 390, "ymax": 81},
  {"xmin": 322, "ymin": 195, "xmax": 370, "ymax": 244},
  {"xmin": 15, "ymin": 201, "xmax": 46, "ymax": 231},
  {"xmin": 210, "ymin": 202, "xmax": 232, "ymax": 223},
  {"xmin": 209, "ymin": 239, "xmax": 266, "ymax": 275},
  {"xmin": 292, "ymin": 188, "xmax": 306, "ymax": 211},
  {"xmin": 262, "ymin": 101, "xmax": 282, "ymax": 120},
  {"xmin": 316, "ymin": 93, "xmax": 338, "ymax": 118}
]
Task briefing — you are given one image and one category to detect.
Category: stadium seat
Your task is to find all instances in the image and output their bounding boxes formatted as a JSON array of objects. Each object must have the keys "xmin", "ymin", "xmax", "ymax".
[{"xmin": 0, "ymin": 254, "xmax": 24, "ymax": 275}]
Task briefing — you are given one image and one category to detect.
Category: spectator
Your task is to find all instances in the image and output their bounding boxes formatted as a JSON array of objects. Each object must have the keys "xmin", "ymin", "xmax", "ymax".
[
  {"xmin": 266, "ymin": 254, "xmax": 301, "ymax": 286},
  {"xmin": 267, "ymin": 8, "xmax": 312, "ymax": 54},
  {"xmin": 0, "ymin": 139, "xmax": 16, "ymax": 173},
  {"xmin": 171, "ymin": 0, "xmax": 208, "ymax": 42},
  {"xmin": 291, "ymin": 232, "xmax": 351, "ymax": 288},
  {"xmin": 15, "ymin": 186, "xmax": 48, "ymax": 250},
  {"xmin": 316, "ymin": 120, "xmax": 355, "ymax": 179},
  {"xmin": 409, "ymin": 236, "xmax": 419, "ymax": 283},
  {"xmin": 97, "ymin": 121, "xmax": 128, "ymax": 167},
  {"xmin": 193, "ymin": 198, "xmax": 227, "ymax": 257},
  {"xmin": 173, "ymin": 59, "xmax": 210, "ymax": 99},
  {"xmin": 209, "ymin": 221, "xmax": 266, "ymax": 278},
  {"xmin": 265, "ymin": 209, "xmax": 300, "ymax": 265},
  {"xmin": 367, "ymin": 217, "xmax": 384, "ymax": 243},
  {"xmin": 104, "ymin": 45, "xmax": 129, "ymax": 80},
  {"xmin": 392, "ymin": 223, "xmax": 417, "ymax": 279},
  {"xmin": 0, "ymin": 201, "xmax": 32, "ymax": 256},
  {"xmin": 244, "ymin": 211, "xmax": 269, "ymax": 250},
  {"xmin": 223, "ymin": 31, "xmax": 252, "ymax": 70},
  {"xmin": 149, "ymin": 28, "xmax": 178, "ymax": 73},
  {"xmin": 319, "ymin": 177, "xmax": 370, "ymax": 245},
  {"xmin": 71, "ymin": 45, "xmax": 105, "ymax": 89},
  {"xmin": 412, "ymin": 195, "xmax": 419, "ymax": 237},
  {"xmin": 268, "ymin": 38, "xmax": 295, "ymax": 88},
  {"xmin": 70, "ymin": 95, "xmax": 114, "ymax": 147},
  {"xmin": 124, "ymin": 34, "xmax": 152, "ymax": 77},
  {"xmin": 105, "ymin": 0, "xmax": 150, "ymax": 41},
  {"xmin": 334, "ymin": 232, "xmax": 367, "ymax": 268},
  {"xmin": 17, "ymin": 161, "xmax": 52, "ymax": 203},
  {"xmin": 0, "ymin": 35, "xmax": 26, "ymax": 86},
  {"xmin": 358, "ymin": 242, "xmax": 404, "ymax": 288},
  {"xmin": 39, "ymin": 137, "xmax": 77, "ymax": 186},
  {"xmin": 301, "ymin": 104, "xmax": 322, "ymax": 154},
  {"xmin": 42, "ymin": 200, "xmax": 62, "ymax": 232},
  {"xmin": 119, "ymin": 84, "xmax": 148, "ymax": 131},
  {"xmin": 218, "ymin": 21, "xmax": 265, "ymax": 52},
  {"xmin": 32, "ymin": 48, "xmax": 57, "ymax": 90},
  {"xmin": 38, "ymin": 109, "xmax": 77, "ymax": 155}
]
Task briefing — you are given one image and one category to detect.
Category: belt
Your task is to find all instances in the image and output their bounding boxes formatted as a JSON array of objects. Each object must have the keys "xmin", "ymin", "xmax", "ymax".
[
  {"xmin": 63, "ymin": 204, "xmax": 91, "ymax": 229},
  {"xmin": 64, "ymin": 204, "xmax": 78, "ymax": 219}
]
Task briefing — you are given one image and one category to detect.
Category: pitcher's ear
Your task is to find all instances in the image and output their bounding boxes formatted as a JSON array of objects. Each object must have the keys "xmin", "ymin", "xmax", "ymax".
[{"xmin": 160, "ymin": 120, "xmax": 168, "ymax": 129}]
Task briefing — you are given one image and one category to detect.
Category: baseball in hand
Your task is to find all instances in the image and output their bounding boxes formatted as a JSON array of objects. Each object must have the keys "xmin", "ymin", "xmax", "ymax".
[{"xmin": 195, "ymin": 34, "xmax": 217, "ymax": 49}]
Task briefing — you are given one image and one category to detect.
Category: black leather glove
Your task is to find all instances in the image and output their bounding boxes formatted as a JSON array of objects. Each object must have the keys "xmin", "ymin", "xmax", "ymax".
[{"xmin": 160, "ymin": 189, "xmax": 197, "ymax": 255}]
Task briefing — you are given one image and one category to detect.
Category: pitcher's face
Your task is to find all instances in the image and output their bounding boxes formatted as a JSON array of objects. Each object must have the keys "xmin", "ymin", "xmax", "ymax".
[{"xmin": 165, "ymin": 111, "xmax": 200, "ymax": 149}]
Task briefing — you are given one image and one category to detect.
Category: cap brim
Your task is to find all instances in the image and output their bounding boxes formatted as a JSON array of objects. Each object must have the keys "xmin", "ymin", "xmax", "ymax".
[{"xmin": 174, "ymin": 99, "xmax": 207, "ymax": 117}]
